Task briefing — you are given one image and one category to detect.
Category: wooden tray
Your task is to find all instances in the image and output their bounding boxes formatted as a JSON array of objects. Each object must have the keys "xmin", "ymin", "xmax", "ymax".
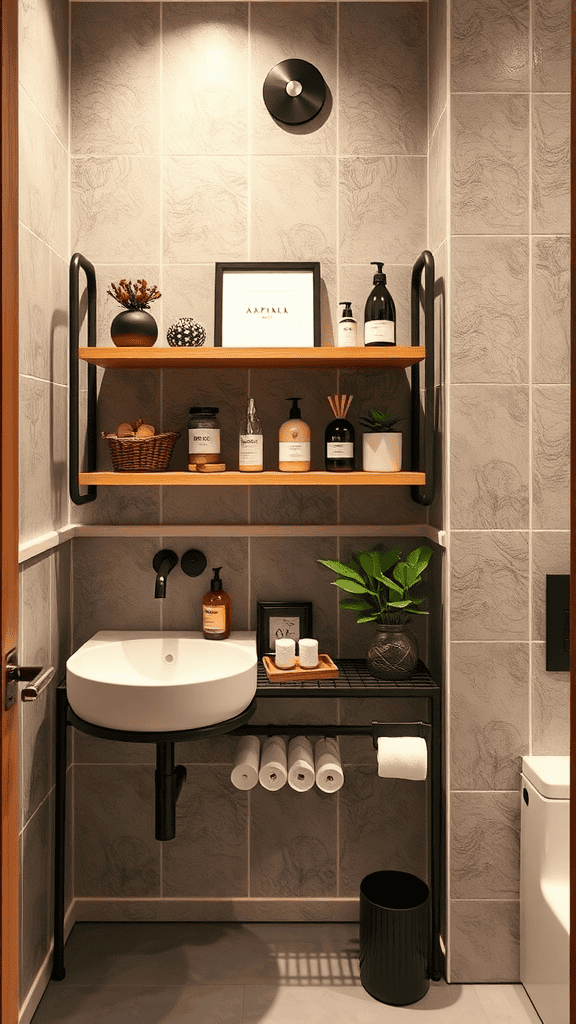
[{"xmin": 262, "ymin": 653, "xmax": 339, "ymax": 683}]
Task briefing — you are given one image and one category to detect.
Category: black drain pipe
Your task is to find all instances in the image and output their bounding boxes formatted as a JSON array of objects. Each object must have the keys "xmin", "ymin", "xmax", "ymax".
[{"xmin": 155, "ymin": 743, "xmax": 187, "ymax": 841}]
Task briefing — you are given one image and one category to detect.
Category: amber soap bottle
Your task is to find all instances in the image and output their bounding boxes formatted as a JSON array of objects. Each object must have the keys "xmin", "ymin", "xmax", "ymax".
[{"xmin": 202, "ymin": 567, "xmax": 231, "ymax": 640}]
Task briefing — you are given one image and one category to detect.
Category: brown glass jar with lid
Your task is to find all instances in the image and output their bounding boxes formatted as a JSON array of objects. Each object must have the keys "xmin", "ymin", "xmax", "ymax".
[{"xmin": 188, "ymin": 407, "xmax": 221, "ymax": 469}]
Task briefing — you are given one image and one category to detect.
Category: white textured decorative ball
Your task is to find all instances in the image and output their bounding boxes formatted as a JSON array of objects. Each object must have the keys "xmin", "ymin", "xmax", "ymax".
[{"xmin": 167, "ymin": 317, "xmax": 206, "ymax": 347}]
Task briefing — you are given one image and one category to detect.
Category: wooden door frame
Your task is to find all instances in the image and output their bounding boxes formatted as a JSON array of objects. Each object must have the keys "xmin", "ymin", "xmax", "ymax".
[
  {"xmin": 1, "ymin": 0, "xmax": 20, "ymax": 1019},
  {"xmin": 571, "ymin": 2, "xmax": 575, "ymax": 1020}
]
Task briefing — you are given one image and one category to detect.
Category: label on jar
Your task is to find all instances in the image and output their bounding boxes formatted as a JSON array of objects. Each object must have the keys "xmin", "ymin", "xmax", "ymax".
[
  {"xmin": 326, "ymin": 442, "xmax": 354, "ymax": 458},
  {"xmin": 364, "ymin": 320, "xmax": 394, "ymax": 346},
  {"xmin": 189, "ymin": 427, "xmax": 220, "ymax": 454},
  {"xmin": 279, "ymin": 441, "xmax": 310, "ymax": 463},
  {"xmin": 203, "ymin": 604, "xmax": 226, "ymax": 633},
  {"xmin": 239, "ymin": 435, "xmax": 263, "ymax": 467}
]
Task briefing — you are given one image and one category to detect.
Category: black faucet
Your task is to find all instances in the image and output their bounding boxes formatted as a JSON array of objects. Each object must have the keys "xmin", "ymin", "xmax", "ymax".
[{"xmin": 153, "ymin": 550, "xmax": 178, "ymax": 598}]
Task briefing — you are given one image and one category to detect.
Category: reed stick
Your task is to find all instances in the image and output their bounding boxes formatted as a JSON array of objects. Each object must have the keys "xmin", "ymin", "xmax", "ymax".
[{"xmin": 327, "ymin": 394, "xmax": 353, "ymax": 419}]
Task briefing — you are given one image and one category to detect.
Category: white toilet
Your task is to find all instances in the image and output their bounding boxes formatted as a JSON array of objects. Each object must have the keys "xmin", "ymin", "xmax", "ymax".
[{"xmin": 520, "ymin": 755, "xmax": 570, "ymax": 1024}]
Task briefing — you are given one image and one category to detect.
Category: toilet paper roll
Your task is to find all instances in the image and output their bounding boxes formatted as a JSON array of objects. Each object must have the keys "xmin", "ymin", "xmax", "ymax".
[
  {"xmin": 259, "ymin": 735, "xmax": 288, "ymax": 791},
  {"xmin": 287, "ymin": 736, "xmax": 315, "ymax": 792},
  {"xmin": 230, "ymin": 735, "xmax": 260, "ymax": 790},
  {"xmin": 315, "ymin": 737, "xmax": 344, "ymax": 793},
  {"xmin": 377, "ymin": 736, "xmax": 428, "ymax": 781}
]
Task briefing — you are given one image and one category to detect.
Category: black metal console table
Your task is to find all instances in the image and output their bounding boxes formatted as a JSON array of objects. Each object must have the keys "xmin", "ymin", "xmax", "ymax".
[{"xmin": 53, "ymin": 660, "xmax": 443, "ymax": 984}]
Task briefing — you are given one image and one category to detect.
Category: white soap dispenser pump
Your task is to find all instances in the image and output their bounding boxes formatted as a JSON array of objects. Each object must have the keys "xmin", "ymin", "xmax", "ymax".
[{"xmin": 337, "ymin": 301, "xmax": 357, "ymax": 347}]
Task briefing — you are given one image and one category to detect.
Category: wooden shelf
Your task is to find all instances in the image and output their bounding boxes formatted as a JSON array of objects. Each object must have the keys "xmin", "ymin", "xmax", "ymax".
[
  {"xmin": 78, "ymin": 470, "xmax": 426, "ymax": 487},
  {"xmin": 77, "ymin": 346, "xmax": 425, "ymax": 370}
]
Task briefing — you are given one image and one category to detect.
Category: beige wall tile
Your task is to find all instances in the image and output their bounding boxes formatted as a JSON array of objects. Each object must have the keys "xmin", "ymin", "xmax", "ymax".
[
  {"xmin": 532, "ymin": 236, "xmax": 570, "ymax": 385},
  {"xmin": 451, "ymin": 236, "xmax": 528, "ymax": 385},
  {"xmin": 450, "ymin": 532, "xmax": 529, "ymax": 642},
  {"xmin": 531, "ymin": 385, "xmax": 570, "ymax": 530},
  {"xmin": 71, "ymin": 2, "xmax": 160, "ymax": 155},
  {"xmin": 530, "ymin": 530, "xmax": 570, "ymax": 641},
  {"xmin": 19, "ymin": 378, "xmax": 54, "ymax": 544},
  {"xmin": 531, "ymin": 642, "xmax": 570, "ymax": 754},
  {"xmin": 19, "ymin": 88, "xmax": 69, "ymax": 257},
  {"xmin": 532, "ymin": 94, "xmax": 570, "ymax": 235},
  {"xmin": 429, "ymin": 0, "xmax": 447, "ymax": 135},
  {"xmin": 450, "ymin": 900, "xmax": 519, "ymax": 982},
  {"xmin": 532, "ymin": 0, "xmax": 571, "ymax": 92},
  {"xmin": 161, "ymin": 537, "xmax": 249, "ymax": 632},
  {"xmin": 451, "ymin": 792, "xmax": 520, "ymax": 899},
  {"xmin": 450, "ymin": 385, "xmax": 529, "ymax": 530},
  {"xmin": 450, "ymin": 642, "xmax": 529, "ymax": 791},
  {"xmin": 451, "ymin": 0, "xmax": 529, "ymax": 92},
  {"xmin": 451, "ymin": 94, "xmax": 529, "ymax": 235},
  {"xmin": 20, "ymin": 795, "xmax": 54, "ymax": 1001},
  {"xmin": 339, "ymin": 2, "xmax": 427, "ymax": 156},
  {"xmin": 164, "ymin": 155, "xmax": 248, "ymax": 263},
  {"xmin": 19, "ymin": 0, "xmax": 68, "ymax": 145},
  {"xmin": 339, "ymin": 156, "xmax": 426, "ymax": 264},
  {"xmin": 429, "ymin": 112, "xmax": 448, "ymax": 255},
  {"xmin": 72, "ymin": 156, "xmax": 161, "ymax": 263},
  {"xmin": 250, "ymin": 156, "xmax": 336, "ymax": 263}
]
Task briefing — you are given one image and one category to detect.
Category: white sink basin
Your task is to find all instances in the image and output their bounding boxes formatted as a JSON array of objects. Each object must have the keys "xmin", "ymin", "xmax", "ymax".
[{"xmin": 66, "ymin": 630, "xmax": 257, "ymax": 732}]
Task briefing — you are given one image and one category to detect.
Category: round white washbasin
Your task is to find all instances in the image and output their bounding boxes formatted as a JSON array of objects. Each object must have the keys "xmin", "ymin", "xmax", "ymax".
[{"xmin": 66, "ymin": 630, "xmax": 257, "ymax": 732}]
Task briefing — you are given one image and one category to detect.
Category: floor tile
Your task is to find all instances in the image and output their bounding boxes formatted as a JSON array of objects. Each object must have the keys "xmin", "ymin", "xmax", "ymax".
[
  {"xmin": 473, "ymin": 984, "xmax": 543, "ymax": 1023},
  {"xmin": 32, "ymin": 985, "xmax": 244, "ymax": 1024}
]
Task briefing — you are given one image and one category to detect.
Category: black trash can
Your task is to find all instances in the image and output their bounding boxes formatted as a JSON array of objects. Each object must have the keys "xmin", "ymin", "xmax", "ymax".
[{"xmin": 359, "ymin": 869, "xmax": 430, "ymax": 1006}]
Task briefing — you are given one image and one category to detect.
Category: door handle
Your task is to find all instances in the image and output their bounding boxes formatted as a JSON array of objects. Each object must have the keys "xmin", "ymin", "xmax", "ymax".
[{"xmin": 4, "ymin": 648, "xmax": 55, "ymax": 709}]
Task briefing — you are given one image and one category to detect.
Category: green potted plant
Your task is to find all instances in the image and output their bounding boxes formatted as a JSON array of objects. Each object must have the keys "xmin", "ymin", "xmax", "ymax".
[
  {"xmin": 359, "ymin": 408, "xmax": 403, "ymax": 472},
  {"xmin": 318, "ymin": 544, "xmax": 432, "ymax": 678},
  {"xmin": 107, "ymin": 278, "xmax": 161, "ymax": 347}
]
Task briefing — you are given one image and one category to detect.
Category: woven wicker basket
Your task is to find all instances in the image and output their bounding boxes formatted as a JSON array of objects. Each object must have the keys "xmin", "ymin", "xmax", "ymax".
[{"xmin": 102, "ymin": 431, "xmax": 180, "ymax": 472}]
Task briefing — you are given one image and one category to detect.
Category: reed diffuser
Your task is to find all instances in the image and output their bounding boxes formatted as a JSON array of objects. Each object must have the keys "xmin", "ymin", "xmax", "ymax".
[{"xmin": 325, "ymin": 395, "xmax": 355, "ymax": 472}]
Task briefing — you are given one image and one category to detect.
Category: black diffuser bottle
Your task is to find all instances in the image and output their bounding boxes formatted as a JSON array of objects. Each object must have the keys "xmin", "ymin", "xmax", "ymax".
[{"xmin": 325, "ymin": 395, "xmax": 355, "ymax": 472}]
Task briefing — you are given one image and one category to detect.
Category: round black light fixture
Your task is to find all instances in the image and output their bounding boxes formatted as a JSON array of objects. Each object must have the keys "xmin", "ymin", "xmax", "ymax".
[{"xmin": 263, "ymin": 59, "xmax": 326, "ymax": 126}]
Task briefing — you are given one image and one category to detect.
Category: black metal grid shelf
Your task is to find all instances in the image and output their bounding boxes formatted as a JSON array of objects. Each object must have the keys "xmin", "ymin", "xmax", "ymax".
[{"xmin": 256, "ymin": 658, "xmax": 438, "ymax": 697}]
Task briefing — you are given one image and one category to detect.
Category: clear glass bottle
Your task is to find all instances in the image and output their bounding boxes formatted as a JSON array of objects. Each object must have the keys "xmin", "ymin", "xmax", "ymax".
[{"xmin": 239, "ymin": 398, "xmax": 263, "ymax": 472}]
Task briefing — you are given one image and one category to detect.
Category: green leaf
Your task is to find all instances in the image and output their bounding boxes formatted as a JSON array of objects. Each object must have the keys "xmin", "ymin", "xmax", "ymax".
[
  {"xmin": 339, "ymin": 598, "xmax": 373, "ymax": 611},
  {"xmin": 406, "ymin": 546, "xmax": 432, "ymax": 576},
  {"xmin": 356, "ymin": 614, "xmax": 379, "ymax": 624},
  {"xmin": 332, "ymin": 579, "xmax": 372, "ymax": 594},
  {"xmin": 377, "ymin": 573, "xmax": 404, "ymax": 595},
  {"xmin": 317, "ymin": 559, "xmax": 365, "ymax": 585},
  {"xmin": 393, "ymin": 561, "xmax": 419, "ymax": 590},
  {"xmin": 378, "ymin": 548, "xmax": 400, "ymax": 573},
  {"xmin": 387, "ymin": 600, "xmax": 412, "ymax": 609},
  {"xmin": 358, "ymin": 550, "xmax": 381, "ymax": 579}
]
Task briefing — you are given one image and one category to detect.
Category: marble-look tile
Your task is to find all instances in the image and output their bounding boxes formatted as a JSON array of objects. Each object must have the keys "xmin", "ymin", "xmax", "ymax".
[
  {"xmin": 71, "ymin": 157, "xmax": 161, "ymax": 263},
  {"xmin": 20, "ymin": 794, "xmax": 54, "ymax": 1003},
  {"xmin": 19, "ymin": 377, "xmax": 53, "ymax": 544},
  {"xmin": 19, "ymin": 0, "xmax": 68, "ymax": 145},
  {"xmin": 19, "ymin": 224, "xmax": 67, "ymax": 385},
  {"xmin": 530, "ymin": 530, "xmax": 570, "ymax": 642},
  {"xmin": 52, "ymin": 542, "xmax": 72, "ymax": 683},
  {"xmin": 249, "ymin": 697, "xmax": 337, "ymax": 727},
  {"xmin": 30, "ymin": 984, "xmax": 245, "ymax": 1024},
  {"xmin": 74, "ymin": 900, "xmax": 160, "ymax": 922},
  {"xmin": 450, "ymin": 642, "xmax": 529, "ymax": 791},
  {"xmin": 531, "ymin": 642, "xmax": 570, "ymax": 755},
  {"xmin": 163, "ymin": 156, "xmax": 248, "ymax": 263},
  {"xmin": 71, "ymin": 486, "xmax": 162, "ymax": 526},
  {"xmin": 94, "ymin": 264, "xmax": 162, "ymax": 348},
  {"xmin": 449, "ymin": 900, "xmax": 519, "ymax": 982},
  {"xmin": 72, "ymin": 536, "xmax": 162, "ymax": 649},
  {"xmin": 161, "ymin": 538, "xmax": 249, "ymax": 632},
  {"xmin": 71, "ymin": 3, "xmax": 160, "ymax": 155},
  {"xmin": 474, "ymin": 983, "xmax": 543, "ymax": 1024},
  {"xmin": 451, "ymin": 237, "xmax": 528, "ymax": 385},
  {"xmin": 249, "ymin": 488, "xmax": 337, "ymax": 526},
  {"xmin": 250, "ymin": 535, "xmax": 338, "ymax": 657},
  {"xmin": 339, "ymin": 3, "xmax": 427, "ymax": 156},
  {"xmin": 532, "ymin": 94, "xmax": 570, "ymax": 235},
  {"xmin": 163, "ymin": 3, "xmax": 248, "ymax": 155},
  {"xmin": 338, "ymin": 485, "xmax": 427, "ymax": 527},
  {"xmin": 429, "ymin": 112, "xmax": 448, "ymax": 255},
  {"xmin": 451, "ymin": 94, "xmax": 529, "ymax": 235},
  {"xmin": 163, "ymin": 766, "xmax": 248, "ymax": 897},
  {"xmin": 161, "ymin": 487, "xmax": 250, "ymax": 525},
  {"xmin": 451, "ymin": 0, "xmax": 529, "ymax": 92},
  {"xmin": 450, "ymin": 385, "xmax": 529, "ymax": 530},
  {"xmin": 450, "ymin": 532, "xmax": 529, "ymax": 642},
  {"xmin": 429, "ymin": 0, "xmax": 447, "ymax": 136},
  {"xmin": 532, "ymin": 0, "xmax": 571, "ymax": 93},
  {"xmin": 177, "ymin": 732, "xmax": 238, "ymax": 765},
  {"xmin": 250, "ymin": 3, "xmax": 336, "ymax": 156},
  {"xmin": 250, "ymin": 785, "xmax": 337, "ymax": 897},
  {"xmin": 250, "ymin": 157, "xmax": 336, "ymax": 264},
  {"xmin": 433, "ymin": 241, "xmax": 448, "ymax": 388},
  {"xmin": 451, "ymin": 792, "xmax": 520, "ymax": 899},
  {"xmin": 154, "ymin": 900, "xmax": 359, "ymax": 923},
  {"xmin": 74, "ymin": 730, "xmax": 155, "ymax": 765},
  {"xmin": 531, "ymin": 385, "xmax": 570, "ymax": 530},
  {"xmin": 532, "ymin": 236, "xmax": 570, "ymax": 385},
  {"xmin": 19, "ymin": 88, "xmax": 68, "ymax": 257},
  {"xmin": 339, "ymin": 766, "xmax": 426, "ymax": 896},
  {"xmin": 339, "ymin": 157, "xmax": 426, "ymax": 264},
  {"xmin": 161, "ymin": 263, "xmax": 215, "ymax": 348},
  {"xmin": 337, "ymin": 264, "xmax": 412, "ymax": 349},
  {"xmin": 74, "ymin": 765, "xmax": 160, "ymax": 897}
]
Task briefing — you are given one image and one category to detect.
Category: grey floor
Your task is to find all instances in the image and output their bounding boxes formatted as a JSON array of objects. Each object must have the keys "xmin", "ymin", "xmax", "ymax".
[{"xmin": 31, "ymin": 922, "xmax": 543, "ymax": 1024}]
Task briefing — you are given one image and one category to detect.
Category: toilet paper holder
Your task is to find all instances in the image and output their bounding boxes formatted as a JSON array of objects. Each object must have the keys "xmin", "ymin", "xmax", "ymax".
[{"xmin": 371, "ymin": 721, "xmax": 431, "ymax": 748}]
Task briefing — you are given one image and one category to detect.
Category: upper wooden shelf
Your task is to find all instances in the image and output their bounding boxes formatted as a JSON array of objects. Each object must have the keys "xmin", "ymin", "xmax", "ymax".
[{"xmin": 77, "ymin": 346, "xmax": 426, "ymax": 370}]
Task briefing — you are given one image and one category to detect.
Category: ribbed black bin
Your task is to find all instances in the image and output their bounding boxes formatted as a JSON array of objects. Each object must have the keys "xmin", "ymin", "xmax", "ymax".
[{"xmin": 359, "ymin": 870, "xmax": 430, "ymax": 1006}]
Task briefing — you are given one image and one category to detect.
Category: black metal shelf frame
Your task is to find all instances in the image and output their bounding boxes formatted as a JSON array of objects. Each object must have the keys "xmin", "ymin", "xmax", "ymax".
[
  {"xmin": 69, "ymin": 252, "xmax": 97, "ymax": 505},
  {"xmin": 411, "ymin": 249, "xmax": 435, "ymax": 506}
]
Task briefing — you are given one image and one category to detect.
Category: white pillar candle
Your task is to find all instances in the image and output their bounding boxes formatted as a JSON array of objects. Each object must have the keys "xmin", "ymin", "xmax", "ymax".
[
  {"xmin": 275, "ymin": 637, "xmax": 296, "ymax": 668},
  {"xmin": 298, "ymin": 638, "xmax": 318, "ymax": 668}
]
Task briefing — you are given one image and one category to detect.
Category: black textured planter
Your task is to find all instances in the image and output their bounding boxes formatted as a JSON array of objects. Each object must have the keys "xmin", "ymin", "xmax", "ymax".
[
  {"xmin": 111, "ymin": 309, "xmax": 158, "ymax": 347},
  {"xmin": 360, "ymin": 870, "xmax": 430, "ymax": 1006},
  {"xmin": 366, "ymin": 623, "xmax": 418, "ymax": 679}
]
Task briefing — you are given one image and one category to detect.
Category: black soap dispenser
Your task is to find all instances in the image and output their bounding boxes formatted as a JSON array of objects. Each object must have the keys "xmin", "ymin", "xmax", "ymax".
[{"xmin": 364, "ymin": 262, "xmax": 396, "ymax": 347}]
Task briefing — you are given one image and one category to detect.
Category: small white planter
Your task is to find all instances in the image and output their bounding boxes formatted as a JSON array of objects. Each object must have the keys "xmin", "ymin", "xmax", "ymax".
[{"xmin": 362, "ymin": 432, "xmax": 402, "ymax": 472}]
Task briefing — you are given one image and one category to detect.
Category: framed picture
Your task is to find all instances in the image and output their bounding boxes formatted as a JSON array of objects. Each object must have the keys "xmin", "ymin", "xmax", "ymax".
[
  {"xmin": 215, "ymin": 262, "xmax": 321, "ymax": 349},
  {"xmin": 256, "ymin": 601, "xmax": 313, "ymax": 659}
]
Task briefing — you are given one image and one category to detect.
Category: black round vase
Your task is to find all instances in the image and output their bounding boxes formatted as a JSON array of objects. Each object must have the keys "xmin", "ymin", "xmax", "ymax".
[
  {"xmin": 110, "ymin": 309, "xmax": 158, "ymax": 347},
  {"xmin": 366, "ymin": 623, "xmax": 418, "ymax": 680}
]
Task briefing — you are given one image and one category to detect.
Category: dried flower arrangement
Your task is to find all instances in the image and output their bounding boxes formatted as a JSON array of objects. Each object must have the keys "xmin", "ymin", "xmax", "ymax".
[{"xmin": 107, "ymin": 279, "xmax": 161, "ymax": 311}]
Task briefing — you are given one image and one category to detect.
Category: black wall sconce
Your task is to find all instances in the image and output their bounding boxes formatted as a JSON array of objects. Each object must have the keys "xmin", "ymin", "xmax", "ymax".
[{"xmin": 263, "ymin": 58, "xmax": 326, "ymax": 125}]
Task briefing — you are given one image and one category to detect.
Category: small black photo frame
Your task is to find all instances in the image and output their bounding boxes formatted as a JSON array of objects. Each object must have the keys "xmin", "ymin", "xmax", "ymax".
[
  {"xmin": 215, "ymin": 262, "xmax": 321, "ymax": 349},
  {"xmin": 256, "ymin": 601, "xmax": 313, "ymax": 659}
]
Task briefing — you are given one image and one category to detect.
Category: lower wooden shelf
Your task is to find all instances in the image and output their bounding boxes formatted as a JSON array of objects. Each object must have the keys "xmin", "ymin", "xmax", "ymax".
[{"xmin": 78, "ymin": 470, "xmax": 426, "ymax": 487}]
